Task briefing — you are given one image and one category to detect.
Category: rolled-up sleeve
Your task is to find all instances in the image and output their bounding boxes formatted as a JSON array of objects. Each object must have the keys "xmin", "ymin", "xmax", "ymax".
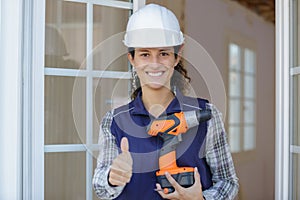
[
  {"xmin": 203, "ymin": 104, "xmax": 239, "ymax": 200},
  {"xmin": 92, "ymin": 111, "xmax": 124, "ymax": 199}
]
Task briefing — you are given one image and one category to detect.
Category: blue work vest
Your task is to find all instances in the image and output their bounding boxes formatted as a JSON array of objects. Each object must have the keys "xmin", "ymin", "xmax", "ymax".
[{"xmin": 110, "ymin": 91, "xmax": 213, "ymax": 200}]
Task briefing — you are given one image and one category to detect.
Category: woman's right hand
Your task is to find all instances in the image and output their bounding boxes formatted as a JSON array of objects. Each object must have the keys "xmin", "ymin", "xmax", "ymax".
[{"xmin": 108, "ymin": 137, "xmax": 133, "ymax": 186}]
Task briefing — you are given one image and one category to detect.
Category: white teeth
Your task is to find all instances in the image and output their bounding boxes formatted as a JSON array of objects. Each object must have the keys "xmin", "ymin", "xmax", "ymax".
[{"xmin": 147, "ymin": 72, "xmax": 163, "ymax": 77}]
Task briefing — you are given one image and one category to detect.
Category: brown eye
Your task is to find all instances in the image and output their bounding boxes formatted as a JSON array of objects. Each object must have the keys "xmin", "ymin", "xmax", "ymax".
[
  {"xmin": 140, "ymin": 53, "xmax": 149, "ymax": 57},
  {"xmin": 160, "ymin": 52, "xmax": 170, "ymax": 56}
]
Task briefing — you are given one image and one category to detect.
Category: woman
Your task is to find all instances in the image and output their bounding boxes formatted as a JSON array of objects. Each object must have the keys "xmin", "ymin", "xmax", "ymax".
[{"xmin": 93, "ymin": 4, "xmax": 239, "ymax": 200}]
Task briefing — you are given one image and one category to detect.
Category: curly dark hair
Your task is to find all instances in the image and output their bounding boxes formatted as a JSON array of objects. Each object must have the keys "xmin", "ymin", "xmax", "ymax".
[{"xmin": 129, "ymin": 45, "xmax": 191, "ymax": 99}]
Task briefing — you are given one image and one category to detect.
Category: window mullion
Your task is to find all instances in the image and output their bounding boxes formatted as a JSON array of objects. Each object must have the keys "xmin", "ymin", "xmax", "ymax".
[
  {"xmin": 86, "ymin": 3, "xmax": 93, "ymax": 200},
  {"xmin": 240, "ymin": 47, "xmax": 245, "ymax": 151},
  {"xmin": 65, "ymin": 0, "xmax": 133, "ymax": 10},
  {"xmin": 133, "ymin": 0, "xmax": 145, "ymax": 12},
  {"xmin": 32, "ymin": 0, "xmax": 46, "ymax": 199},
  {"xmin": 291, "ymin": 66, "xmax": 300, "ymax": 75},
  {"xmin": 86, "ymin": 0, "xmax": 93, "ymax": 146}
]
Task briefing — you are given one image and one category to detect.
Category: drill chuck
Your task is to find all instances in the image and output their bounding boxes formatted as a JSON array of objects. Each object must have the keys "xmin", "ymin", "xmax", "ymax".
[{"xmin": 185, "ymin": 109, "xmax": 212, "ymax": 130}]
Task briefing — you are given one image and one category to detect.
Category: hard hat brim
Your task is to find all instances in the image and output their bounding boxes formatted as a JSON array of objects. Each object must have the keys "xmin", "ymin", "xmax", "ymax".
[{"xmin": 123, "ymin": 28, "xmax": 184, "ymax": 48}]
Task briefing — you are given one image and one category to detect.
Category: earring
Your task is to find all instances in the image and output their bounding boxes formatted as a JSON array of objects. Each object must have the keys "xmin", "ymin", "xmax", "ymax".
[
  {"xmin": 172, "ymin": 85, "xmax": 177, "ymax": 95},
  {"xmin": 131, "ymin": 69, "xmax": 138, "ymax": 92}
]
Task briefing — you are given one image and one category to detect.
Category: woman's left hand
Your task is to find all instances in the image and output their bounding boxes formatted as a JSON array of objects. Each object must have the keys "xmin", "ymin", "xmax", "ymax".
[{"xmin": 155, "ymin": 167, "xmax": 205, "ymax": 200}]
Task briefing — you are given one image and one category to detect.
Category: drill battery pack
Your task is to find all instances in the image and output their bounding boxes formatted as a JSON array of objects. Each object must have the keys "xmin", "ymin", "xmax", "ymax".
[{"xmin": 157, "ymin": 170, "xmax": 194, "ymax": 193}]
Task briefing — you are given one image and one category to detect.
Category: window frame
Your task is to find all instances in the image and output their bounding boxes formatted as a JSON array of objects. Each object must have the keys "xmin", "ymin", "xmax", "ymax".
[
  {"xmin": 0, "ymin": 0, "xmax": 23, "ymax": 199},
  {"xmin": 275, "ymin": 0, "xmax": 290, "ymax": 199}
]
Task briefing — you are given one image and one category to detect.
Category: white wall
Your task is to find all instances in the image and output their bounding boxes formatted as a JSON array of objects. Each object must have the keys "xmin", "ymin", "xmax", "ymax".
[
  {"xmin": 0, "ymin": 0, "xmax": 23, "ymax": 199},
  {"xmin": 185, "ymin": 0, "xmax": 275, "ymax": 199}
]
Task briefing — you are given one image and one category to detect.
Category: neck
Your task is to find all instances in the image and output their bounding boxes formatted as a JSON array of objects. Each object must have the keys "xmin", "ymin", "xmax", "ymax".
[{"xmin": 141, "ymin": 87, "xmax": 174, "ymax": 118}]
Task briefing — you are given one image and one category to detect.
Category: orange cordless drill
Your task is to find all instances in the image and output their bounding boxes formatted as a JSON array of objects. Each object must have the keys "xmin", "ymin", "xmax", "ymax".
[{"xmin": 147, "ymin": 109, "xmax": 212, "ymax": 194}]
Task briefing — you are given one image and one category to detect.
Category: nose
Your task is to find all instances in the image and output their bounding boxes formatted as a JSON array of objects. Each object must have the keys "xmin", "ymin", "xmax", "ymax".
[
  {"xmin": 150, "ymin": 54, "xmax": 159, "ymax": 64},
  {"xmin": 148, "ymin": 54, "xmax": 163, "ymax": 69}
]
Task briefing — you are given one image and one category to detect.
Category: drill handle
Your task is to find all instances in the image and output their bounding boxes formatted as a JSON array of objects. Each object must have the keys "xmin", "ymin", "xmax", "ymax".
[
  {"xmin": 159, "ymin": 134, "xmax": 182, "ymax": 155},
  {"xmin": 158, "ymin": 134, "xmax": 181, "ymax": 170}
]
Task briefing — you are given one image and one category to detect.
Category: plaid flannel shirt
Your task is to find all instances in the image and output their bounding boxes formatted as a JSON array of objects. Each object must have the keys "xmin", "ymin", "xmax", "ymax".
[{"xmin": 93, "ymin": 103, "xmax": 239, "ymax": 199}]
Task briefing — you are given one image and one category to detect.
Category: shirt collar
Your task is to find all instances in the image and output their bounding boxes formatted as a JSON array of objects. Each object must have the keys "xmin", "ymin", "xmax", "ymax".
[{"xmin": 131, "ymin": 89, "xmax": 191, "ymax": 116}]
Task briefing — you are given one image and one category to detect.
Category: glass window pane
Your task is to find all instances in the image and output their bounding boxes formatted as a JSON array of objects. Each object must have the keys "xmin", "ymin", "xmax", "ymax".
[
  {"xmin": 229, "ymin": 43, "xmax": 241, "ymax": 71},
  {"xmin": 229, "ymin": 126, "xmax": 240, "ymax": 153},
  {"xmin": 92, "ymin": 52, "xmax": 129, "ymax": 72},
  {"xmin": 291, "ymin": 153, "xmax": 300, "ymax": 200},
  {"xmin": 244, "ymin": 100, "xmax": 255, "ymax": 124},
  {"xmin": 45, "ymin": 0, "xmax": 86, "ymax": 69},
  {"xmin": 45, "ymin": 76, "xmax": 86, "ymax": 144},
  {"xmin": 245, "ymin": 48, "xmax": 256, "ymax": 74},
  {"xmin": 291, "ymin": 2, "xmax": 300, "ymax": 200},
  {"xmin": 93, "ymin": 78, "xmax": 130, "ymax": 143},
  {"xmin": 292, "ymin": 75, "xmax": 300, "ymax": 146},
  {"xmin": 243, "ymin": 126, "xmax": 255, "ymax": 151},
  {"xmin": 229, "ymin": 72, "xmax": 241, "ymax": 97},
  {"xmin": 244, "ymin": 75, "xmax": 255, "ymax": 99},
  {"xmin": 93, "ymin": 5, "xmax": 129, "ymax": 71},
  {"xmin": 292, "ymin": 0, "xmax": 299, "ymax": 67},
  {"xmin": 229, "ymin": 99, "xmax": 240, "ymax": 124},
  {"xmin": 298, "ymin": 0, "xmax": 300, "ymax": 66},
  {"xmin": 45, "ymin": 152, "xmax": 86, "ymax": 200}
]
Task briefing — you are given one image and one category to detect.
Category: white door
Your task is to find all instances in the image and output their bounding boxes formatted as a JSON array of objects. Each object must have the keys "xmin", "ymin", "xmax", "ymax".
[
  {"xmin": 28, "ymin": 0, "xmax": 146, "ymax": 199},
  {"xmin": 276, "ymin": 0, "xmax": 300, "ymax": 199}
]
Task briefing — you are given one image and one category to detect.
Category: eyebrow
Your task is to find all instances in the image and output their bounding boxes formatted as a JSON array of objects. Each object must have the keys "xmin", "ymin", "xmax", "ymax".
[
  {"xmin": 159, "ymin": 49, "xmax": 173, "ymax": 52},
  {"xmin": 136, "ymin": 48, "xmax": 173, "ymax": 52}
]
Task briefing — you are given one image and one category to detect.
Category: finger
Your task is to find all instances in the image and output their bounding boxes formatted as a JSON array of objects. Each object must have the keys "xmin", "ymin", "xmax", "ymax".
[
  {"xmin": 194, "ymin": 167, "xmax": 201, "ymax": 185},
  {"xmin": 120, "ymin": 138, "xmax": 133, "ymax": 164},
  {"xmin": 109, "ymin": 170, "xmax": 128, "ymax": 186},
  {"xmin": 109, "ymin": 177, "xmax": 127, "ymax": 186},
  {"xmin": 121, "ymin": 137, "xmax": 129, "ymax": 152},
  {"xmin": 165, "ymin": 172, "xmax": 182, "ymax": 192},
  {"xmin": 155, "ymin": 184, "xmax": 167, "ymax": 198},
  {"xmin": 114, "ymin": 162, "xmax": 132, "ymax": 172},
  {"xmin": 112, "ymin": 156, "xmax": 132, "ymax": 170},
  {"xmin": 110, "ymin": 166, "xmax": 132, "ymax": 178},
  {"xmin": 109, "ymin": 173, "xmax": 131, "ymax": 183},
  {"xmin": 155, "ymin": 183, "xmax": 162, "ymax": 190},
  {"xmin": 109, "ymin": 169, "xmax": 132, "ymax": 183}
]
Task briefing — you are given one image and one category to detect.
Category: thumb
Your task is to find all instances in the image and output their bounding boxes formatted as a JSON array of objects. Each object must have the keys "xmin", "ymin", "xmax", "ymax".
[{"xmin": 121, "ymin": 137, "xmax": 129, "ymax": 152}]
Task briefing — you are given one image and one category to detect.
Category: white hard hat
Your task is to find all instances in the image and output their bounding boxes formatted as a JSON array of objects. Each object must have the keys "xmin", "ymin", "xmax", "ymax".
[{"xmin": 123, "ymin": 4, "xmax": 184, "ymax": 48}]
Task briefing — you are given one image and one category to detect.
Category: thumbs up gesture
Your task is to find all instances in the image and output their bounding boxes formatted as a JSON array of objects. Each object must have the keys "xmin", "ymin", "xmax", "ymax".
[{"xmin": 108, "ymin": 137, "xmax": 133, "ymax": 186}]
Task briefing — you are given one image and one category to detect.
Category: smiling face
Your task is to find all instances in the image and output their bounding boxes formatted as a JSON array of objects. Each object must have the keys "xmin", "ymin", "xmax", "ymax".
[{"xmin": 128, "ymin": 47, "xmax": 180, "ymax": 91}]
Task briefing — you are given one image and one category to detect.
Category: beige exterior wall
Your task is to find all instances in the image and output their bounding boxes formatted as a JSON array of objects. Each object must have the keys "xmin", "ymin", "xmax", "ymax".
[{"xmin": 185, "ymin": 0, "xmax": 275, "ymax": 199}]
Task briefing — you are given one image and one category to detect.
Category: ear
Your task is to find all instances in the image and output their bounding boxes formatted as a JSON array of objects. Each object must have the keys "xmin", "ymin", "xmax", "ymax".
[
  {"xmin": 127, "ymin": 52, "xmax": 135, "ymax": 66},
  {"xmin": 175, "ymin": 55, "xmax": 181, "ymax": 67},
  {"xmin": 174, "ymin": 44, "xmax": 184, "ymax": 66},
  {"xmin": 178, "ymin": 44, "xmax": 184, "ymax": 54}
]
